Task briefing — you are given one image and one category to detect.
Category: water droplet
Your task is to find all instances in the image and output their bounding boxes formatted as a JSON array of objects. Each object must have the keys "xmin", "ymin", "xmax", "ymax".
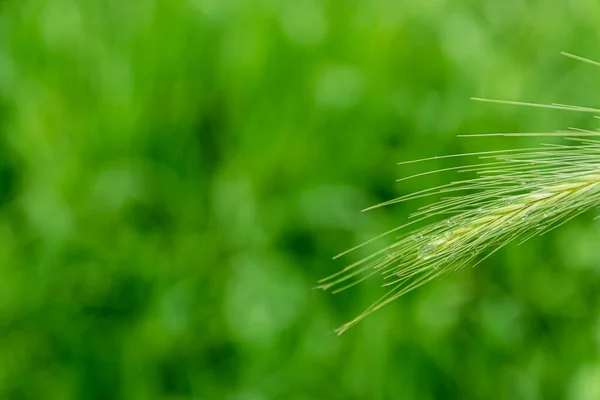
[
  {"xmin": 419, "ymin": 244, "xmax": 434, "ymax": 260},
  {"xmin": 411, "ymin": 233, "xmax": 424, "ymax": 242},
  {"xmin": 418, "ymin": 235, "xmax": 448, "ymax": 261}
]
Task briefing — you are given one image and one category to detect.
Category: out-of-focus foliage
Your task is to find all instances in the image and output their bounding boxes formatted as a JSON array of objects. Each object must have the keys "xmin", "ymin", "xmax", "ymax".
[{"xmin": 1, "ymin": 0, "xmax": 600, "ymax": 399}]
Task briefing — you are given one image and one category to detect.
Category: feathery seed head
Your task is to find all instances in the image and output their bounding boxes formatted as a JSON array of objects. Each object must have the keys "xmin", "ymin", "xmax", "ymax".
[{"xmin": 321, "ymin": 53, "xmax": 600, "ymax": 335}]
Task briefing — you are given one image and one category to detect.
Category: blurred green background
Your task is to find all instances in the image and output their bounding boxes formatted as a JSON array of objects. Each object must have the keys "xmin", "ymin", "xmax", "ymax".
[{"xmin": 1, "ymin": 0, "xmax": 600, "ymax": 399}]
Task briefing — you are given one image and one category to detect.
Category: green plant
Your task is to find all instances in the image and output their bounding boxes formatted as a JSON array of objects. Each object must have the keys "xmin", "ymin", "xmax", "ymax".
[{"xmin": 320, "ymin": 52, "xmax": 600, "ymax": 335}]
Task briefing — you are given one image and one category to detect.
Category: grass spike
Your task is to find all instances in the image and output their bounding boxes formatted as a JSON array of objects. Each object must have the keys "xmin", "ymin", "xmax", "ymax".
[{"xmin": 322, "ymin": 53, "xmax": 600, "ymax": 334}]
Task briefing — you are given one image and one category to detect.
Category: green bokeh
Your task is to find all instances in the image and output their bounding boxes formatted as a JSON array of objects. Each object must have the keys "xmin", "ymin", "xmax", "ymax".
[{"xmin": 1, "ymin": 1, "xmax": 600, "ymax": 399}]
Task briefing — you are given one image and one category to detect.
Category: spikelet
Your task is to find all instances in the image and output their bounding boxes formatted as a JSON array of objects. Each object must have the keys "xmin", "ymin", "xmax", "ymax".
[{"xmin": 320, "ymin": 52, "xmax": 600, "ymax": 335}]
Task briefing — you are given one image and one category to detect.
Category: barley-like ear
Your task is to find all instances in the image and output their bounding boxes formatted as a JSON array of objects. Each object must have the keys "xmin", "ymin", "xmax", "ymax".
[{"xmin": 321, "ymin": 53, "xmax": 600, "ymax": 335}]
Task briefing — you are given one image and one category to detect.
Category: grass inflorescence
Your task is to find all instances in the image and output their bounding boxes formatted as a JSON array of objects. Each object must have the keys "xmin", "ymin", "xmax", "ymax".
[{"xmin": 321, "ymin": 53, "xmax": 600, "ymax": 335}]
